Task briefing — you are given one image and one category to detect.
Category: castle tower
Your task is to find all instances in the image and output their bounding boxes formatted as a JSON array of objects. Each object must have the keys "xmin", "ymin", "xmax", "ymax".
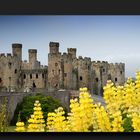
[
  {"xmin": 48, "ymin": 42, "xmax": 64, "ymax": 91},
  {"xmin": 49, "ymin": 42, "xmax": 59, "ymax": 54},
  {"xmin": 91, "ymin": 61, "xmax": 108, "ymax": 96},
  {"xmin": 0, "ymin": 52, "xmax": 22, "ymax": 91},
  {"xmin": 12, "ymin": 43, "xmax": 22, "ymax": 61},
  {"xmin": 108, "ymin": 63, "xmax": 125, "ymax": 86},
  {"xmin": 28, "ymin": 49, "xmax": 37, "ymax": 69},
  {"xmin": 63, "ymin": 53, "xmax": 73, "ymax": 89},
  {"xmin": 77, "ymin": 57, "xmax": 91, "ymax": 90},
  {"xmin": 67, "ymin": 48, "xmax": 76, "ymax": 59}
]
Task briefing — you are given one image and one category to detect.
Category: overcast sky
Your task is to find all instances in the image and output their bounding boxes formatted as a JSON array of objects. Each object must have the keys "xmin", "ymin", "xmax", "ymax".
[{"xmin": 0, "ymin": 15, "xmax": 140, "ymax": 78}]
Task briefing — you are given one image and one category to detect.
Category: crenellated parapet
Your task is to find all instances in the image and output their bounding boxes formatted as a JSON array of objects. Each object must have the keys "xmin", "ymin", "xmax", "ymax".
[
  {"xmin": 49, "ymin": 42, "xmax": 59, "ymax": 54},
  {"xmin": 0, "ymin": 53, "xmax": 19, "ymax": 61},
  {"xmin": 91, "ymin": 60, "xmax": 108, "ymax": 67},
  {"xmin": 0, "ymin": 41, "xmax": 125, "ymax": 94},
  {"xmin": 12, "ymin": 43, "xmax": 22, "ymax": 61},
  {"xmin": 67, "ymin": 48, "xmax": 77, "ymax": 59},
  {"xmin": 108, "ymin": 62, "xmax": 125, "ymax": 69}
]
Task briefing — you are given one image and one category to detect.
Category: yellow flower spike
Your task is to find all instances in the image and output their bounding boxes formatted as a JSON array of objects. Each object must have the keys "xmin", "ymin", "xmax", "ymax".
[
  {"xmin": 25, "ymin": 100, "xmax": 45, "ymax": 132},
  {"xmin": 45, "ymin": 73, "xmax": 140, "ymax": 132},
  {"xmin": 35, "ymin": 100, "xmax": 39, "ymax": 104},
  {"xmin": 15, "ymin": 121, "xmax": 25, "ymax": 132}
]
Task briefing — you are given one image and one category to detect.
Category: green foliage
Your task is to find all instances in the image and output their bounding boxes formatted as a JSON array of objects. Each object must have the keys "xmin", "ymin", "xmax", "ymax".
[
  {"xmin": 0, "ymin": 97, "xmax": 9, "ymax": 132},
  {"xmin": 122, "ymin": 117, "xmax": 134, "ymax": 132},
  {"xmin": 10, "ymin": 94, "xmax": 67, "ymax": 125}
]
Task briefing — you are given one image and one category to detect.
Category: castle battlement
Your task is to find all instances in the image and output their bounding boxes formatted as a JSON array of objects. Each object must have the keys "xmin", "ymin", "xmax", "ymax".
[
  {"xmin": 0, "ymin": 53, "xmax": 18, "ymax": 59},
  {"xmin": 23, "ymin": 60, "xmax": 28, "ymax": 63},
  {"xmin": 28, "ymin": 49, "xmax": 37, "ymax": 53},
  {"xmin": 84, "ymin": 57, "xmax": 91, "ymax": 61},
  {"xmin": 67, "ymin": 48, "xmax": 76, "ymax": 51},
  {"xmin": 63, "ymin": 52, "xmax": 67, "ymax": 55},
  {"xmin": 67, "ymin": 48, "xmax": 76, "ymax": 59},
  {"xmin": 109, "ymin": 62, "xmax": 125, "ymax": 67},
  {"xmin": 49, "ymin": 42, "xmax": 59, "ymax": 47},
  {"xmin": 12, "ymin": 43, "xmax": 22, "ymax": 48},
  {"xmin": 78, "ymin": 56, "xmax": 83, "ymax": 59},
  {"xmin": 0, "ymin": 41, "xmax": 125, "ymax": 95},
  {"xmin": 62, "ymin": 52, "xmax": 72, "ymax": 60},
  {"xmin": 0, "ymin": 53, "xmax": 6, "ymax": 57},
  {"xmin": 7, "ymin": 53, "xmax": 12, "ymax": 57}
]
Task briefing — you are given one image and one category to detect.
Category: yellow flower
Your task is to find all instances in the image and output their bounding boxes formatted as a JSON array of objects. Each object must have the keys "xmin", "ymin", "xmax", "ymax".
[{"xmin": 16, "ymin": 122, "xmax": 24, "ymax": 127}]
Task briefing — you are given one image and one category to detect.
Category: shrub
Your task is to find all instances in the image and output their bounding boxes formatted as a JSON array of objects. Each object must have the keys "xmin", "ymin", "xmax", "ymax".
[
  {"xmin": 45, "ymin": 71, "xmax": 140, "ymax": 132},
  {"xmin": 11, "ymin": 94, "xmax": 67, "ymax": 125}
]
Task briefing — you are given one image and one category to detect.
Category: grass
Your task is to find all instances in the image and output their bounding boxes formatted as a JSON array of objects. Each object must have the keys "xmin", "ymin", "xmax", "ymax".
[{"xmin": 7, "ymin": 126, "xmax": 16, "ymax": 132}]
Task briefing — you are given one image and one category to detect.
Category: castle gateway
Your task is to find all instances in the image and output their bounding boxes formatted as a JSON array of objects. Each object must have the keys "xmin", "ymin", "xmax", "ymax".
[{"xmin": 0, "ymin": 42, "xmax": 125, "ymax": 95}]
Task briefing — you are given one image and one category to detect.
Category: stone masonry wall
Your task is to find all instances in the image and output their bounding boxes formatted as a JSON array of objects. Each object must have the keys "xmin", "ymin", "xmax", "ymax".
[{"xmin": 0, "ymin": 91, "xmax": 71, "ymax": 123}]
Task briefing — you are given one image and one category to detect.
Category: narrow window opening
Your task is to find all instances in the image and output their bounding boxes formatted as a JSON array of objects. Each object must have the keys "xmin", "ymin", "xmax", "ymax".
[
  {"xmin": 24, "ymin": 74, "xmax": 26, "ymax": 79},
  {"xmin": 30, "ymin": 74, "xmax": 32, "ymax": 79},
  {"xmin": 59, "ymin": 69, "xmax": 60, "ymax": 74},
  {"xmin": 115, "ymin": 77, "xmax": 117, "ymax": 82},
  {"xmin": 55, "ymin": 63, "xmax": 58, "ymax": 66},
  {"xmin": 103, "ymin": 68, "xmax": 105, "ymax": 72},
  {"xmin": 15, "ymin": 69, "xmax": 17, "ymax": 74},
  {"xmin": 42, "ymin": 74, "xmax": 44, "ymax": 78},
  {"xmin": 108, "ymin": 74, "xmax": 111, "ymax": 80},
  {"xmin": 80, "ymin": 76, "xmax": 83, "ymax": 81},
  {"xmin": 96, "ymin": 78, "xmax": 98, "ymax": 82},
  {"xmin": 36, "ymin": 74, "xmax": 38, "ymax": 79},
  {"xmin": 64, "ymin": 73, "xmax": 67, "ymax": 77},
  {"xmin": 120, "ymin": 71, "xmax": 122, "ymax": 74},
  {"xmin": 52, "ymin": 70, "xmax": 54, "ymax": 74},
  {"xmin": 8, "ymin": 62, "xmax": 12, "ymax": 69}
]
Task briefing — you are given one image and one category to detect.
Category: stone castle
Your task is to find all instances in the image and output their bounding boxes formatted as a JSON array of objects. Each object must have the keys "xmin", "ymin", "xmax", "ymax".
[{"xmin": 0, "ymin": 42, "xmax": 125, "ymax": 95}]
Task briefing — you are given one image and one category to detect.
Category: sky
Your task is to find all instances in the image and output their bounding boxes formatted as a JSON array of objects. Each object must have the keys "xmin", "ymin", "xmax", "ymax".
[{"xmin": 0, "ymin": 15, "xmax": 140, "ymax": 78}]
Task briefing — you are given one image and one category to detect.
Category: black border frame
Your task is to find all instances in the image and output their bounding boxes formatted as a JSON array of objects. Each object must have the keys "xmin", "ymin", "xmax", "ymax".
[
  {"xmin": 0, "ymin": 0, "xmax": 140, "ymax": 15},
  {"xmin": 1, "ymin": 0, "xmax": 140, "ymax": 140}
]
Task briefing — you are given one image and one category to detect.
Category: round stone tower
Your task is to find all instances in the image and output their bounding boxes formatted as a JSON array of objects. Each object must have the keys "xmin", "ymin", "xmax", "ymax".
[
  {"xmin": 48, "ymin": 42, "xmax": 64, "ymax": 91},
  {"xmin": 12, "ymin": 43, "xmax": 22, "ymax": 61},
  {"xmin": 63, "ymin": 53, "xmax": 73, "ymax": 89},
  {"xmin": 67, "ymin": 48, "xmax": 76, "ymax": 59},
  {"xmin": 28, "ymin": 49, "xmax": 37, "ymax": 69},
  {"xmin": 49, "ymin": 42, "xmax": 59, "ymax": 54}
]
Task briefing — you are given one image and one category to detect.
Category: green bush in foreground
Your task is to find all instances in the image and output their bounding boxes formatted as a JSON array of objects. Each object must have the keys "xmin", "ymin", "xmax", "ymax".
[{"xmin": 10, "ymin": 94, "xmax": 67, "ymax": 125}]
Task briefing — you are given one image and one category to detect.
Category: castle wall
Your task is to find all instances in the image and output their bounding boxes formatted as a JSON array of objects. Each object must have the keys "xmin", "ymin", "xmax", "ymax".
[
  {"xmin": 28, "ymin": 49, "xmax": 41, "ymax": 69},
  {"xmin": 21, "ymin": 69, "xmax": 47, "ymax": 89},
  {"xmin": 108, "ymin": 63, "xmax": 125, "ymax": 86},
  {"xmin": 91, "ymin": 61, "xmax": 125, "ymax": 95},
  {"xmin": 0, "ymin": 53, "xmax": 22, "ymax": 91},
  {"xmin": 0, "ymin": 91, "xmax": 71, "ymax": 122},
  {"xmin": 22, "ymin": 60, "xmax": 41, "ymax": 70},
  {"xmin": 62, "ymin": 53, "xmax": 73, "ymax": 89},
  {"xmin": 0, "ymin": 41, "xmax": 125, "ymax": 96},
  {"xmin": 12, "ymin": 43, "xmax": 22, "ymax": 61},
  {"xmin": 67, "ymin": 48, "xmax": 76, "ymax": 59},
  {"xmin": 48, "ymin": 42, "xmax": 64, "ymax": 91},
  {"xmin": 77, "ymin": 56, "xmax": 91, "ymax": 90},
  {"xmin": 91, "ymin": 61, "xmax": 102, "ymax": 95},
  {"xmin": 71, "ymin": 69, "xmax": 78, "ymax": 90},
  {"xmin": 22, "ymin": 60, "xmax": 30, "ymax": 69}
]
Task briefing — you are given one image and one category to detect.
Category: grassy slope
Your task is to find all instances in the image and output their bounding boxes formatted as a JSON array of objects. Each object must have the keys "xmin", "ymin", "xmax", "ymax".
[{"xmin": 7, "ymin": 126, "xmax": 16, "ymax": 132}]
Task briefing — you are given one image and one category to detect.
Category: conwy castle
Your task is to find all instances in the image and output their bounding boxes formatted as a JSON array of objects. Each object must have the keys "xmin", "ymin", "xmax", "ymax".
[{"xmin": 0, "ymin": 42, "xmax": 125, "ymax": 95}]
